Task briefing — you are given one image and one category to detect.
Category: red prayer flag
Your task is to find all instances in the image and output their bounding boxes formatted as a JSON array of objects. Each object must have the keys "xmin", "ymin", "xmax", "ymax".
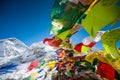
[
  {"xmin": 43, "ymin": 37, "xmax": 62, "ymax": 48},
  {"xmin": 74, "ymin": 43, "xmax": 83, "ymax": 52},
  {"xmin": 96, "ymin": 61, "xmax": 115, "ymax": 80},
  {"xmin": 26, "ymin": 61, "xmax": 39, "ymax": 72},
  {"xmin": 74, "ymin": 41, "xmax": 96, "ymax": 53}
]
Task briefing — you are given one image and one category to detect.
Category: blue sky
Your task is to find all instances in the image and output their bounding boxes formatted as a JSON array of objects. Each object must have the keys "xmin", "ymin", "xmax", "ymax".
[
  {"xmin": 0, "ymin": 0, "xmax": 54, "ymax": 45},
  {"xmin": 0, "ymin": 0, "xmax": 120, "ymax": 49}
]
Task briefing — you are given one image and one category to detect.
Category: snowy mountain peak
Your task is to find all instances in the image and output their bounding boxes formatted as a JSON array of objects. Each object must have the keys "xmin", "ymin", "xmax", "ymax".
[
  {"xmin": 0, "ymin": 38, "xmax": 28, "ymax": 57},
  {"xmin": 30, "ymin": 42, "xmax": 45, "ymax": 49}
]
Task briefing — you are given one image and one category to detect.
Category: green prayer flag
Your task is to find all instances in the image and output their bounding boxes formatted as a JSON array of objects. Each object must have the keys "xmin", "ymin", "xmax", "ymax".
[
  {"xmin": 101, "ymin": 28, "xmax": 120, "ymax": 60},
  {"xmin": 56, "ymin": 29, "xmax": 71, "ymax": 40},
  {"xmin": 37, "ymin": 60, "xmax": 45, "ymax": 68},
  {"xmin": 50, "ymin": 0, "xmax": 89, "ymax": 35},
  {"xmin": 75, "ymin": 61, "xmax": 81, "ymax": 66},
  {"xmin": 82, "ymin": 0, "xmax": 120, "ymax": 37},
  {"xmin": 23, "ymin": 76, "xmax": 31, "ymax": 80},
  {"xmin": 81, "ymin": 45, "xmax": 90, "ymax": 53},
  {"xmin": 65, "ymin": 70, "xmax": 72, "ymax": 77}
]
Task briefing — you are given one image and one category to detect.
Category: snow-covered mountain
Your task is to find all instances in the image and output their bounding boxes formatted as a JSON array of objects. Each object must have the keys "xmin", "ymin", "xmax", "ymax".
[
  {"xmin": 0, "ymin": 38, "xmax": 29, "ymax": 57},
  {"xmin": 20, "ymin": 42, "xmax": 56, "ymax": 63},
  {"xmin": 0, "ymin": 38, "xmax": 57, "ymax": 80},
  {"xmin": 0, "ymin": 38, "xmax": 29, "ymax": 68}
]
